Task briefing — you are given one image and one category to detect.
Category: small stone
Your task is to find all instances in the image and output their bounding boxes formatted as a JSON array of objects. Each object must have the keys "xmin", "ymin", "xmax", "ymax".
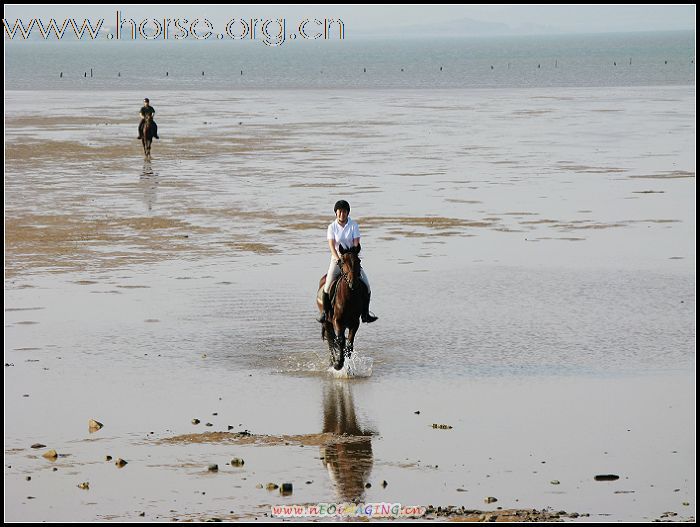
[
  {"xmin": 280, "ymin": 483, "xmax": 293, "ymax": 495},
  {"xmin": 115, "ymin": 458, "xmax": 128, "ymax": 468},
  {"xmin": 484, "ymin": 497, "xmax": 498, "ymax": 504},
  {"xmin": 381, "ymin": 480, "xmax": 388, "ymax": 488},
  {"xmin": 105, "ymin": 455, "xmax": 112, "ymax": 461},
  {"xmin": 594, "ymin": 474, "xmax": 620, "ymax": 481},
  {"xmin": 205, "ymin": 423, "xmax": 213, "ymax": 427},
  {"xmin": 230, "ymin": 458, "xmax": 244, "ymax": 467},
  {"xmin": 305, "ymin": 481, "xmax": 313, "ymax": 485},
  {"xmin": 682, "ymin": 502, "xmax": 690, "ymax": 506},
  {"xmin": 139, "ymin": 512, "xmax": 145, "ymax": 517},
  {"xmin": 255, "ymin": 484, "xmax": 263, "ymax": 489},
  {"xmin": 78, "ymin": 482, "xmax": 90, "ymax": 490},
  {"xmin": 212, "ymin": 412, "xmax": 218, "ymax": 416},
  {"xmin": 26, "ymin": 476, "xmax": 31, "ymax": 481},
  {"xmin": 431, "ymin": 423, "xmax": 453, "ymax": 429},
  {"xmin": 365, "ymin": 482, "xmax": 371, "ymax": 488},
  {"xmin": 42, "ymin": 450, "xmax": 58, "ymax": 460},
  {"xmin": 192, "ymin": 419, "xmax": 200, "ymax": 425},
  {"xmin": 414, "ymin": 410, "xmax": 420, "ymax": 414},
  {"xmin": 88, "ymin": 419, "xmax": 104, "ymax": 433},
  {"xmin": 227, "ymin": 425, "xmax": 234, "ymax": 430},
  {"xmin": 30, "ymin": 443, "xmax": 46, "ymax": 449},
  {"xmin": 551, "ymin": 480, "xmax": 560, "ymax": 485},
  {"xmin": 456, "ymin": 488, "xmax": 467, "ymax": 492},
  {"xmin": 208, "ymin": 464, "xmax": 218, "ymax": 472},
  {"xmin": 266, "ymin": 483, "xmax": 279, "ymax": 491}
]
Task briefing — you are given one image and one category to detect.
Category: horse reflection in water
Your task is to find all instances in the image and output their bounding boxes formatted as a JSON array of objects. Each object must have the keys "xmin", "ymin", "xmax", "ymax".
[
  {"xmin": 139, "ymin": 161, "xmax": 159, "ymax": 212},
  {"xmin": 320, "ymin": 381, "xmax": 375, "ymax": 502}
]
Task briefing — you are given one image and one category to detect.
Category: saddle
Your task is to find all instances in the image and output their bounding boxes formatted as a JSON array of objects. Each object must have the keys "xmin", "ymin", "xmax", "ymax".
[
  {"xmin": 317, "ymin": 274, "xmax": 341, "ymax": 306},
  {"xmin": 317, "ymin": 274, "xmax": 367, "ymax": 315}
]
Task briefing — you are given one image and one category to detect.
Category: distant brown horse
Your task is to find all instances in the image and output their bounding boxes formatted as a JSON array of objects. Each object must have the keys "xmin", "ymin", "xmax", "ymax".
[
  {"xmin": 141, "ymin": 114, "xmax": 154, "ymax": 159},
  {"xmin": 317, "ymin": 244, "xmax": 364, "ymax": 370}
]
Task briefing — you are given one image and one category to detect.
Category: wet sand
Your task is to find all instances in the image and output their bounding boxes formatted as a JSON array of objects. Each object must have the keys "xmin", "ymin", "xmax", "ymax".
[{"xmin": 4, "ymin": 87, "xmax": 696, "ymax": 521}]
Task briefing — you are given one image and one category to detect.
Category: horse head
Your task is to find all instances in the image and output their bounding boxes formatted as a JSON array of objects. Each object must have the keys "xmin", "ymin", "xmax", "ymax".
[{"xmin": 338, "ymin": 244, "xmax": 361, "ymax": 290}]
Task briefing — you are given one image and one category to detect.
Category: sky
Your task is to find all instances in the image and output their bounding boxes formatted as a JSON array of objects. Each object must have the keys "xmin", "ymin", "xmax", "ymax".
[{"xmin": 3, "ymin": 4, "xmax": 697, "ymax": 36}]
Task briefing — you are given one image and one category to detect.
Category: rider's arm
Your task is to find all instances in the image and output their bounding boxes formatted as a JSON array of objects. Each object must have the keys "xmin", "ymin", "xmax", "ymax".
[
  {"xmin": 328, "ymin": 239, "xmax": 339, "ymax": 261},
  {"xmin": 352, "ymin": 221, "xmax": 361, "ymax": 247}
]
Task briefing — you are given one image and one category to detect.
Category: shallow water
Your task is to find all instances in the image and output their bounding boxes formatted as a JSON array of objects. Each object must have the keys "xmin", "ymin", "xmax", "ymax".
[{"xmin": 4, "ymin": 86, "xmax": 696, "ymax": 521}]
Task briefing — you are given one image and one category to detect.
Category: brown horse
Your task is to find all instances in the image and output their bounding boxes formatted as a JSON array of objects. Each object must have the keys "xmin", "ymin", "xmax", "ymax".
[
  {"xmin": 317, "ymin": 244, "xmax": 364, "ymax": 370},
  {"xmin": 141, "ymin": 114, "xmax": 154, "ymax": 160}
]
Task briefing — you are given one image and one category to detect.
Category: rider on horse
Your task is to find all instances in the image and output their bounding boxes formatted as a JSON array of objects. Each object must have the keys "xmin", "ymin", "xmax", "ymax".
[
  {"xmin": 317, "ymin": 200, "xmax": 378, "ymax": 324},
  {"xmin": 137, "ymin": 98, "xmax": 159, "ymax": 140}
]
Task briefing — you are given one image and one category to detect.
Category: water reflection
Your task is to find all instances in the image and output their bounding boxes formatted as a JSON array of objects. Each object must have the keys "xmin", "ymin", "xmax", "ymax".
[
  {"xmin": 320, "ymin": 381, "xmax": 375, "ymax": 502},
  {"xmin": 139, "ymin": 161, "xmax": 159, "ymax": 211}
]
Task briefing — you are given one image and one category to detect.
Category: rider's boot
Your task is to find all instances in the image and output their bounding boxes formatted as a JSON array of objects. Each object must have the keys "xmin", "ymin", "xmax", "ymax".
[
  {"xmin": 361, "ymin": 292, "xmax": 378, "ymax": 323},
  {"xmin": 137, "ymin": 123, "xmax": 143, "ymax": 140},
  {"xmin": 317, "ymin": 292, "xmax": 331, "ymax": 323}
]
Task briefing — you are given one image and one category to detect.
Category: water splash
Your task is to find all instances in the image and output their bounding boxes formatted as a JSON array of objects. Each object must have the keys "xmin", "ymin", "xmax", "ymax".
[{"xmin": 329, "ymin": 354, "xmax": 373, "ymax": 378}]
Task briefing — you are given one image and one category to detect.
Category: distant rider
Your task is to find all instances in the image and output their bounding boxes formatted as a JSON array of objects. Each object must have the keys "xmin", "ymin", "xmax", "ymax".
[{"xmin": 137, "ymin": 98, "xmax": 159, "ymax": 140}]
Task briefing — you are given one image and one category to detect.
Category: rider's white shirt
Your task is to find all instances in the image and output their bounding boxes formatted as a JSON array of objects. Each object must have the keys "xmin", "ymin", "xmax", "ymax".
[{"xmin": 327, "ymin": 217, "xmax": 360, "ymax": 252}]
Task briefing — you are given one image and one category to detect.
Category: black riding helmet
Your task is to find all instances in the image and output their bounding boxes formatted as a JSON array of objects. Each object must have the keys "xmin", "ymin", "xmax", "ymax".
[{"xmin": 334, "ymin": 200, "xmax": 350, "ymax": 213}]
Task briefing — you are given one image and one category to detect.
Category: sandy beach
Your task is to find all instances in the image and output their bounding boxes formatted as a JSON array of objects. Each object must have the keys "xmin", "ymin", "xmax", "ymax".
[{"xmin": 4, "ymin": 87, "xmax": 695, "ymax": 522}]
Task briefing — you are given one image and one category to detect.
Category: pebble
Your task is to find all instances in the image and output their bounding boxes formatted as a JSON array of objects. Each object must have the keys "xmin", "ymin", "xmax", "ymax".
[
  {"xmin": 266, "ymin": 483, "xmax": 279, "ymax": 491},
  {"xmin": 115, "ymin": 458, "xmax": 128, "ymax": 468},
  {"xmin": 42, "ymin": 450, "xmax": 58, "ymax": 460},
  {"xmin": 550, "ymin": 480, "xmax": 560, "ymax": 485},
  {"xmin": 594, "ymin": 474, "xmax": 620, "ymax": 481},
  {"xmin": 30, "ymin": 443, "xmax": 46, "ymax": 449},
  {"xmin": 77, "ymin": 482, "xmax": 89, "ymax": 490},
  {"xmin": 106, "ymin": 455, "xmax": 112, "ymax": 461},
  {"xmin": 88, "ymin": 419, "xmax": 104, "ymax": 432},
  {"xmin": 431, "ymin": 423, "xmax": 453, "ymax": 429},
  {"xmin": 192, "ymin": 419, "xmax": 200, "ymax": 425},
  {"xmin": 381, "ymin": 480, "xmax": 388, "ymax": 488},
  {"xmin": 230, "ymin": 458, "xmax": 244, "ymax": 467},
  {"xmin": 208, "ymin": 464, "xmax": 219, "ymax": 472},
  {"xmin": 26, "ymin": 476, "xmax": 31, "ymax": 481},
  {"xmin": 484, "ymin": 497, "xmax": 498, "ymax": 504},
  {"xmin": 280, "ymin": 483, "xmax": 293, "ymax": 495}
]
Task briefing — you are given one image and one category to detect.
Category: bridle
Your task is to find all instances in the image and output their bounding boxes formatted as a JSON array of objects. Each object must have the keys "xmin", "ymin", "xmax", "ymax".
[{"xmin": 338, "ymin": 254, "xmax": 360, "ymax": 290}]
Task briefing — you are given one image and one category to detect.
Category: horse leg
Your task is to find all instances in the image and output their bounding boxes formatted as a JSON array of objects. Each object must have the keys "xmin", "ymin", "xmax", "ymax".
[
  {"xmin": 332, "ymin": 323, "xmax": 346, "ymax": 370},
  {"xmin": 346, "ymin": 322, "xmax": 359, "ymax": 358}
]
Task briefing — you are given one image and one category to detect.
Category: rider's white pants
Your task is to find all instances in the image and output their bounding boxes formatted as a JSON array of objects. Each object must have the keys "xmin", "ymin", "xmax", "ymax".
[{"xmin": 323, "ymin": 257, "xmax": 371, "ymax": 295}]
